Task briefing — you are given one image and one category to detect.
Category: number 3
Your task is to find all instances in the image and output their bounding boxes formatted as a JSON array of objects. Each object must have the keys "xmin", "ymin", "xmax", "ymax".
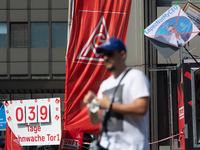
[
  {"xmin": 28, "ymin": 106, "xmax": 36, "ymax": 121},
  {"xmin": 26, "ymin": 105, "xmax": 37, "ymax": 123}
]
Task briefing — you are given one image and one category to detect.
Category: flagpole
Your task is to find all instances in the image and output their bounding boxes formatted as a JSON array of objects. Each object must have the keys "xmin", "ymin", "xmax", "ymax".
[{"xmin": 66, "ymin": 0, "xmax": 72, "ymax": 59}]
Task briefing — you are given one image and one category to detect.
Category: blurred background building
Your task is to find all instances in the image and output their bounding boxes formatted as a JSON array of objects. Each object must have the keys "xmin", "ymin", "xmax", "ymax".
[
  {"xmin": 0, "ymin": 1, "xmax": 67, "ymax": 149},
  {"xmin": 1, "ymin": 0, "xmax": 200, "ymax": 150},
  {"xmin": 0, "ymin": 0, "xmax": 67, "ymax": 113}
]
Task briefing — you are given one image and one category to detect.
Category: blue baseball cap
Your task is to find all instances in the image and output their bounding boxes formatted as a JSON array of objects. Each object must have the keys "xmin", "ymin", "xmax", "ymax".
[{"xmin": 97, "ymin": 38, "xmax": 126, "ymax": 53}]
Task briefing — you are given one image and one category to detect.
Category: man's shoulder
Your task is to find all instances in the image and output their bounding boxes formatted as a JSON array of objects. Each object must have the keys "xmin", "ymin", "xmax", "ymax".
[
  {"xmin": 126, "ymin": 69, "xmax": 149, "ymax": 84},
  {"xmin": 101, "ymin": 69, "xmax": 147, "ymax": 84},
  {"xmin": 101, "ymin": 75, "xmax": 114, "ymax": 84},
  {"xmin": 128, "ymin": 68, "xmax": 146, "ymax": 77},
  {"xmin": 98, "ymin": 75, "xmax": 115, "ymax": 92}
]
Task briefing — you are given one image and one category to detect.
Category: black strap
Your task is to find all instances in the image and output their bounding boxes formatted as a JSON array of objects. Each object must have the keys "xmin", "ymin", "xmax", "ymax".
[{"xmin": 97, "ymin": 68, "xmax": 131, "ymax": 145}]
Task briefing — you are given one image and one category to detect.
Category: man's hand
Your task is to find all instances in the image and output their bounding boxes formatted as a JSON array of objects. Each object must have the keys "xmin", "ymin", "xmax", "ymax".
[
  {"xmin": 97, "ymin": 93, "xmax": 111, "ymax": 109},
  {"xmin": 83, "ymin": 91, "xmax": 103, "ymax": 125},
  {"xmin": 83, "ymin": 91, "xmax": 96, "ymax": 104},
  {"xmin": 83, "ymin": 92, "xmax": 111, "ymax": 110}
]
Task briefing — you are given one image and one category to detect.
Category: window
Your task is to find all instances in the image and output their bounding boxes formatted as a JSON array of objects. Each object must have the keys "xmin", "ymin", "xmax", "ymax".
[
  {"xmin": 31, "ymin": 75, "xmax": 50, "ymax": 79},
  {"xmin": 0, "ymin": 23, "xmax": 7, "ymax": 48},
  {"xmin": 191, "ymin": 68, "xmax": 200, "ymax": 147},
  {"xmin": 0, "ymin": 94, "xmax": 10, "ymax": 101},
  {"xmin": 52, "ymin": 22, "xmax": 67, "ymax": 48},
  {"xmin": 11, "ymin": 94, "xmax": 31, "ymax": 100},
  {"xmin": 31, "ymin": 23, "xmax": 49, "ymax": 48},
  {"xmin": 31, "ymin": 93, "xmax": 52, "ymax": 99},
  {"xmin": 10, "ymin": 23, "xmax": 28, "ymax": 48}
]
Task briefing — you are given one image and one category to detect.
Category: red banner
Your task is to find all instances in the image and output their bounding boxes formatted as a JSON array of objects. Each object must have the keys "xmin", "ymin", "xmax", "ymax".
[
  {"xmin": 59, "ymin": 130, "xmax": 83, "ymax": 150},
  {"xmin": 64, "ymin": 0, "xmax": 132, "ymax": 133},
  {"xmin": 177, "ymin": 68, "xmax": 185, "ymax": 150},
  {"xmin": 5, "ymin": 124, "xmax": 23, "ymax": 150}
]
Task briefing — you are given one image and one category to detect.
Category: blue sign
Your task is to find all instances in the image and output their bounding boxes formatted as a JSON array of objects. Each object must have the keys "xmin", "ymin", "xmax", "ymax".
[
  {"xmin": 0, "ymin": 104, "xmax": 6, "ymax": 130},
  {"xmin": 156, "ymin": 16, "xmax": 192, "ymax": 36},
  {"xmin": 144, "ymin": 4, "xmax": 200, "ymax": 59}
]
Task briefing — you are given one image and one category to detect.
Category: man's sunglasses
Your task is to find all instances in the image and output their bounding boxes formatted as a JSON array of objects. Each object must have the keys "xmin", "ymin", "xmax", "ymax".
[{"xmin": 101, "ymin": 51, "xmax": 114, "ymax": 58}]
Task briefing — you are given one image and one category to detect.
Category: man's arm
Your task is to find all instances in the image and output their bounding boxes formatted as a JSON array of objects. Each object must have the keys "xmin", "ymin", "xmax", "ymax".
[
  {"xmin": 88, "ymin": 109, "xmax": 104, "ymax": 125},
  {"xmin": 98, "ymin": 93, "xmax": 149, "ymax": 116},
  {"xmin": 111, "ymin": 97, "xmax": 149, "ymax": 116}
]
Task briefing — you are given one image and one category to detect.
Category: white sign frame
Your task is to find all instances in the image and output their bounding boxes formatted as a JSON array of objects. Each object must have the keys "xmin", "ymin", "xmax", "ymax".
[{"xmin": 4, "ymin": 98, "xmax": 61, "ymax": 146}]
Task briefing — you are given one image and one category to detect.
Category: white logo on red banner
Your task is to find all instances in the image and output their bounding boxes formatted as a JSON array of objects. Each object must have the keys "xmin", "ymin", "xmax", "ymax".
[
  {"xmin": 13, "ymin": 139, "xmax": 21, "ymax": 145},
  {"xmin": 179, "ymin": 106, "xmax": 184, "ymax": 120},
  {"xmin": 59, "ymin": 130, "xmax": 84, "ymax": 150},
  {"xmin": 76, "ymin": 133, "xmax": 81, "ymax": 139},
  {"xmin": 61, "ymin": 139, "xmax": 80, "ymax": 149},
  {"xmin": 77, "ymin": 16, "xmax": 110, "ymax": 62}
]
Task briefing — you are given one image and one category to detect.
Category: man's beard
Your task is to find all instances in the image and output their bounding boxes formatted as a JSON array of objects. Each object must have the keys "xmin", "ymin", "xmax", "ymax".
[{"xmin": 107, "ymin": 66, "xmax": 115, "ymax": 72}]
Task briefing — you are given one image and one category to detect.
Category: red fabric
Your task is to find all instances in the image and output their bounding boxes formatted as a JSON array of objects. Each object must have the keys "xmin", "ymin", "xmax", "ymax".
[
  {"xmin": 188, "ymin": 100, "xmax": 192, "ymax": 106},
  {"xmin": 5, "ymin": 124, "xmax": 23, "ymax": 150},
  {"xmin": 177, "ymin": 83, "xmax": 185, "ymax": 150},
  {"xmin": 64, "ymin": 0, "xmax": 132, "ymax": 134},
  {"xmin": 59, "ymin": 130, "xmax": 83, "ymax": 150},
  {"xmin": 184, "ymin": 71, "xmax": 191, "ymax": 80}
]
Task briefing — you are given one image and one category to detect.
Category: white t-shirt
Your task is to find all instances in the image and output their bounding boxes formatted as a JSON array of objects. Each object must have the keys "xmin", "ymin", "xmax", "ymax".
[{"xmin": 97, "ymin": 68, "xmax": 150, "ymax": 150}]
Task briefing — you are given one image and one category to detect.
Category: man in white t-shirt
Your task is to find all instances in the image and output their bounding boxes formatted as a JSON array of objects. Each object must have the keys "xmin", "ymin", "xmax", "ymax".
[{"xmin": 83, "ymin": 38, "xmax": 150, "ymax": 150}]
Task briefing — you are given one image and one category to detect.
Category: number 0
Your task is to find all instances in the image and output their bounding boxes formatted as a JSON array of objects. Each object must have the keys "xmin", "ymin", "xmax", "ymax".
[{"xmin": 16, "ymin": 107, "xmax": 23, "ymax": 122}]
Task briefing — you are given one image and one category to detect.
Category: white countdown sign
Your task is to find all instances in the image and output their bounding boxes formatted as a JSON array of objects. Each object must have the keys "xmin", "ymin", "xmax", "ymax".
[{"xmin": 4, "ymin": 98, "xmax": 61, "ymax": 146}]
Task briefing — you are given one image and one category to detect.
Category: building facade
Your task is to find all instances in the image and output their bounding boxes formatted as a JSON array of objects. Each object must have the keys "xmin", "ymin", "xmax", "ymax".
[
  {"xmin": 127, "ymin": 0, "xmax": 200, "ymax": 149},
  {"xmin": 1, "ymin": 0, "xmax": 200, "ymax": 149},
  {"xmin": 0, "ymin": 1, "xmax": 67, "ymax": 149},
  {"xmin": 0, "ymin": 0, "xmax": 66, "ymax": 109}
]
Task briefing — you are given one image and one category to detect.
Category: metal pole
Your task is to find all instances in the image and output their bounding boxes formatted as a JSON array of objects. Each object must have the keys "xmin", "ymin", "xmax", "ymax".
[
  {"xmin": 191, "ymin": 69, "xmax": 197, "ymax": 146},
  {"xmin": 67, "ymin": 0, "xmax": 71, "ymax": 46},
  {"xmin": 149, "ymin": 66, "xmax": 176, "ymax": 149},
  {"xmin": 66, "ymin": 0, "xmax": 72, "ymax": 57},
  {"xmin": 179, "ymin": 47, "xmax": 183, "ymax": 64},
  {"xmin": 183, "ymin": 45, "xmax": 199, "ymax": 66},
  {"xmin": 167, "ymin": 69, "xmax": 174, "ymax": 150}
]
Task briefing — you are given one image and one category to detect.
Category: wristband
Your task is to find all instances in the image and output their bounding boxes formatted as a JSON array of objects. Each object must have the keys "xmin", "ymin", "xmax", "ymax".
[{"xmin": 87, "ymin": 98, "xmax": 99, "ymax": 113}]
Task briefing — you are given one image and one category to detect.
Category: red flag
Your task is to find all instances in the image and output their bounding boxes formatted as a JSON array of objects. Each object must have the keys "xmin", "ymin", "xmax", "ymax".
[
  {"xmin": 64, "ymin": 0, "xmax": 132, "ymax": 133},
  {"xmin": 5, "ymin": 124, "xmax": 23, "ymax": 150},
  {"xmin": 59, "ymin": 130, "xmax": 83, "ymax": 150}
]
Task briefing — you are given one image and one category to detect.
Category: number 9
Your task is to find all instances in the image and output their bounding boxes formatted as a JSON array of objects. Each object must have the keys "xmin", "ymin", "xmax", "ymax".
[{"xmin": 38, "ymin": 104, "xmax": 49, "ymax": 122}]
